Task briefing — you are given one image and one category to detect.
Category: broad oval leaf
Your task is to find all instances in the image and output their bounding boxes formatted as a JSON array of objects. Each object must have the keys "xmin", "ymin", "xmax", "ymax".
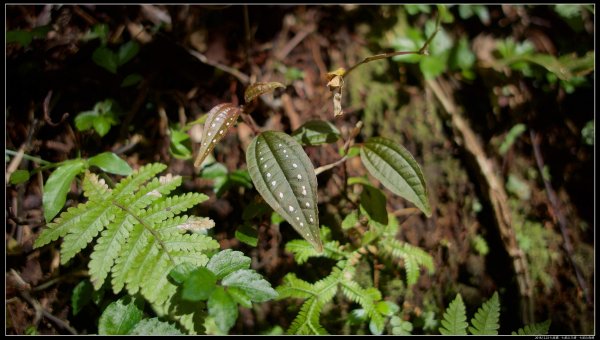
[
  {"xmin": 246, "ymin": 131, "xmax": 322, "ymax": 251},
  {"xmin": 98, "ymin": 297, "xmax": 144, "ymax": 335},
  {"xmin": 194, "ymin": 103, "xmax": 241, "ymax": 168},
  {"xmin": 182, "ymin": 267, "xmax": 217, "ymax": 301},
  {"xmin": 360, "ymin": 137, "xmax": 431, "ymax": 217},
  {"xmin": 88, "ymin": 152, "xmax": 132, "ymax": 176},
  {"xmin": 244, "ymin": 82, "xmax": 285, "ymax": 103},
  {"xmin": 291, "ymin": 120, "xmax": 341, "ymax": 146},
  {"xmin": 43, "ymin": 160, "xmax": 86, "ymax": 222}
]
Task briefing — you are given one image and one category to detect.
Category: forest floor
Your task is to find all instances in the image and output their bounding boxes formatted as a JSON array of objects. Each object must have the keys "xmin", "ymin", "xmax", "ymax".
[{"xmin": 6, "ymin": 5, "xmax": 595, "ymax": 335}]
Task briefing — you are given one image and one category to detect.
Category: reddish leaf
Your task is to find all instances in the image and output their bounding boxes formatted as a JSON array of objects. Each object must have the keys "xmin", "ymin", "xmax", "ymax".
[{"xmin": 193, "ymin": 103, "xmax": 241, "ymax": 168}]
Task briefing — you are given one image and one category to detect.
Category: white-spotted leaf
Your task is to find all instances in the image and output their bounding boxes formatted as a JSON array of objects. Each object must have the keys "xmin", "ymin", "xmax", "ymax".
[
  {"xmin": 360, "ymin": 137, "xmax": 431, "ymax": 217},
  {"xmin": 194, "ymin": 103, "xmax": 241, "ymax": 168},
  {"xmin": 244, "ymin": 82, "xmax": 285, "ymax": 103},
  {"xmin": 246, "ymin": 131, "xmax": 322, "ymax": 252}
]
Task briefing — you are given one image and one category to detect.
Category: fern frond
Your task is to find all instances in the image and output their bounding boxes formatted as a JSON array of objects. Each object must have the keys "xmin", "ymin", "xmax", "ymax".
[
  {"xmin": 112, "ymin": 163, "xmax": 167, "ymax": 199},
  {"xmin": 126, "ymin": 174, "xmax": 182, "ymax": 212},
  {"xmin": 276, "ymin": 274, "xmax": 316, "ymax": 300},
  {"xmin": 34, "ymin": 201, "xmax": 95, "ymax": 248},
  {"xmin": 340, "ymin": 280, "xmax": 382, "ymax": 318},
  {"xmin": 82, "ymin": 172, "xmax": 111, "ymax": 199},
  {"xmin": 111, "ymin": 224, "xmax": 147, "ymax": 293},
  {"xmin": 89, "ymin": 214, "xmax": 136, "ymax": 289},
  {"xmin": 439, "ymin": 293, "xmax": 468, "ymax": 335},
  {"xmin": 285, "ymin": 239, "xmax": 344, "ymax": 264},
  {"xmin": 60, "ymin": 203, "xmax": 115, "ymax": 263},
  {"xmin": 512, "ymin": 320, "xmax": 551, "ymax": 335},
  {"xmin": 381, "ymin": 239, "xmax": 434, "ymax": 285},
  {"xmin": 34, "ymin": 162, "xmax": 221, "ymax": 334},
  {"xmin": 287, "ymin": 298, "xmax": 329, "ymax": 335},
  {"xmin": 469, "ymin": 292, "xmax": 500, "ymax": 335},
  {"xmin": 146, "ymin": 193, "xmax": 209, "ymax": 225}
]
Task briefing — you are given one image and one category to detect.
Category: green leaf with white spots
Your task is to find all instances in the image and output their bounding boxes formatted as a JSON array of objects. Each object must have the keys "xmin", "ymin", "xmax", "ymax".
[
  {"xmin": 360, "ymin": 137, "xmax": 431, "ymax": 217},
  {"xmin": 244, "ymin": 82, "xmax": 285, "ymax": 103},
  {"xmin": 194, "ymin": 103, "xmax": 241, "ymax": 168},
  {"xmin": 246, "ymin": 131, "xmax": 322, "ymax": 252}
]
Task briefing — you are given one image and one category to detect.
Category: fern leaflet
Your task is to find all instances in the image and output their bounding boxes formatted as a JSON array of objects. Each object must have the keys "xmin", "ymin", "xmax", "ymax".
[
  {"xmin": 512, "ymin": 320, "xmax": 551, "ymax": 335},
  {"xmin": 468, "ymin": 292, "xmax": 500, "ymax": 335},
  {"xmin": 439, "ymin": 293, "xmax": 468, "ymax": 335},
  {"xmin": 380, "ymin": 239, "xmax": 434, "ymax": 285}
]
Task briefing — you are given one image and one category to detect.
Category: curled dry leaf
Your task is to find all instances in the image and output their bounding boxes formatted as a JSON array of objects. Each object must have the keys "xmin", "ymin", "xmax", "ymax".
[
  {"xmin": 326, "ymin": 68, "xmax": 346, "ymax": 117},
  {"xmin": 194, "ymin": 103, "xmax": 241, "ymax": 168},
  {"xmin": 244, "ymin": 82, "xmax": 286, "ymax": 104}
]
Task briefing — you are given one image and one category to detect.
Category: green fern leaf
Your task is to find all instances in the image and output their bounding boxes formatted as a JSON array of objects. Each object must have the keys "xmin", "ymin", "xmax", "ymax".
[
  {"xmin": 112, "ymin": 163, "xmax": 167, "ymax": 199},
  {"xmin": 89, "ymin": 214, "xmax": 135, "ymax": 289},
  {"xmin": 439, "ymin": 293, "xmax": 468, "ymax": 335},
  {"xmin": 285, "ymin": 239, "xmax": 344, "ymax": 264},
  {"xmin": 381, "ymin": 239, "xmax": 435, "ymax": 286},
  {"xmin": 276, "ymin": 273, "xmax": 316, "ymax": 300},
  {"xmin": 287, "ymin": 297, "xmax": 328, "ymax": 335},
  {"xmin": 512, "ymin": 320, "xmax": 551, "ymax": 335},
  {"xmin": 60, "ymin": 202, "xmax": 115, "ymax": 264},
  {"xmin": 469, "ymin": 292, "xmax": 500, "ymax": 335}
]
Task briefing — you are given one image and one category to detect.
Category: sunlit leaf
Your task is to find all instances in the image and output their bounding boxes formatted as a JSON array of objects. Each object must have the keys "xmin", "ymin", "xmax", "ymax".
[
  {"xmin": 360, "ymin": 137, "xmax": 431, "ymax": 216},
  {"xmin": 88, "ymin": 152, "xmax": 132, "ymax": 176},
  {"xmin": 129, "ymin": 318, "xmax": 183, "ymax": 335},
  {"xmin": 206, "ymin": 249, "xmax": 251, "ymax": 280},
  {"xmin": 43, "ymin": 160, "xmax": 86, "ymax": 222},
  {"xmin": 98, "ymin": 297, "xmax": 144, "ymax": 335},
  {"xmin": 193, "ymin": 103, "xmax": 241, "ymax": 168},
  {"xmin": 244, "ymin": 82, "xmax": 285, "ymax": 103},
  {"xmin": 207, "ymin": 287, "xmax": 238, "ymax": 334},
  {"xmin": 246, "ymin": 131, "xmax": 322, "ymax": 251}
]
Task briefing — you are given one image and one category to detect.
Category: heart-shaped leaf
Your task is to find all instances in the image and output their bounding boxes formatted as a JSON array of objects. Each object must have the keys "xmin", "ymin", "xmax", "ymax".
[
  {"xmin": 360, "ymin": 137, "xmax": 431, "ymax": 217},
  {"xmin": 194, "ymin": 103, "xmax": 241, "ymax": 168},
  {"xmin": 246, "ymin": 131, "xmax": 322, "ymax": 251},
  {"xmin": 244, "ymin": 82, "xmax": 285, "ymax": 103}
]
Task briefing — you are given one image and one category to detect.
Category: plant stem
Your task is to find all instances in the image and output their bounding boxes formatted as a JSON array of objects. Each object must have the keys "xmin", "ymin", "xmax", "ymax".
[
  {"xmin": 5, "ymin": 149, "xmax": 51, "ymax": 166},
  {"xmin": 112, "ymin": 201, "xmax": 175, "ymax": 264},
  {"xmin": 344, "ymin": 14, "xmax": 441, "ymax": 78}
]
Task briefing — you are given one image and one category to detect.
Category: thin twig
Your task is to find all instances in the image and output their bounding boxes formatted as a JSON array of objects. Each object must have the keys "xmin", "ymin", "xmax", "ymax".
[
  {"xmin": 43, "ymin": 91, "xmax": 69, "ymax": 127},
  {"xmin": 344, "ymin": 14, "xmax": 441, "ymax": 77},
  {"xmin": 529, "ymin": 130, "xmax": 591, "ymax": 305},
  {"xmin": 315, "ymin": 156, "xmax": 348, "ymax": 176},
  {"xmin": 188, "ymin": 49, "xmax": 250, "ymax": 85},
  {"xmin": 10, "ymin": 270, "xmax": 78, "ymax": 335}
]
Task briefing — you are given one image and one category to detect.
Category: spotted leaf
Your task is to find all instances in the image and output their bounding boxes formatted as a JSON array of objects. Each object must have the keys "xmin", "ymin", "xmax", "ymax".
[
  {"xmin": 194, "ymin": 103, "xmax": 241, "ymax": 168},
  {"xmin": 360, "ymin": 137, "xmax": 431, "ymax": 217},
  {"xmin": 246, "ymin": 131, "xmax": 322, "ymax": 252},
  {"xmin": 244, "ymin": 82, "xmax": 285, "ymax": 104}
]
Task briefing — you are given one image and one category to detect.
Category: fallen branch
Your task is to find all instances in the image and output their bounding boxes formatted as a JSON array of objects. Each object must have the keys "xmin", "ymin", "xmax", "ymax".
[
  {"xmin": 426, "ymin": 77, "xmax": 534, "ymax": 324},
  {"xmin": 529, "ymin": 130, "xmax": 591, "ymax": 305}
]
